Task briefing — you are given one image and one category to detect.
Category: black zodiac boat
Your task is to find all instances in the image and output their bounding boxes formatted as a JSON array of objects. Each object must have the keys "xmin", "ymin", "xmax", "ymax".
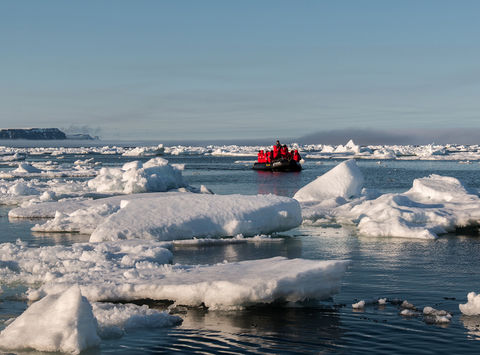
[{"xmin": 253, "ymin": 159, "xmax": 302, "ymax": 172}]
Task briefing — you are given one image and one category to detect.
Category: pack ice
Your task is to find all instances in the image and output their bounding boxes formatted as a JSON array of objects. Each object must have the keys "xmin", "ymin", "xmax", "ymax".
[
  {"xmin": 0, "ymin": 157, "xmax": 187, "ymax": 205},
  {"xmin": 295, "ymin": 159, "xmax": 480, "ymax": 239}
]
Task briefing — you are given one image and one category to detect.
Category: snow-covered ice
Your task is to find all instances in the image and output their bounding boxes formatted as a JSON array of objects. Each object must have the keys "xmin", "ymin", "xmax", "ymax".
[
  {"xmin": 0, "ymin": 285, "xmax": 100, "ymax": 354},
  {"xmin": 0, "ymin": 240, "xmax": 348, "ymax": 310},
  {"xmin": 23, "ymin": 192, "xmax": 302, "ymax": 242},
  {"xmin": 296, "ymin": 159, "xmax": 480, "ymax": 239},
  {"xmin": 294, "ymin": 159, "xmax": 364, "ymax": 203},
  {"xmin": 459, "ymin": 292, "xmax": 480, "ymax": 316},
  {"xmin": 1, "ymin": 157, "xmax": 189, "ymax": 206},
  {"xmin": 92, "ymin": 302, "xmax": 182, "ymax": 338},
  {"xmin": 352, "ymin": 300, "xmax": 365, "ymax": 309}
]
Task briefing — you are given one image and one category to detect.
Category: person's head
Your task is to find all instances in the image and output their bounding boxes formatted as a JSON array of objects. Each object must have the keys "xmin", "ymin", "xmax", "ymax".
[
  {"xmin": 295, "ymin": 149, "xmax": 298, "ymax": 153},
  {"xmin": 276, "ymin": 140, "xmax": 280, "ymax": 145}
]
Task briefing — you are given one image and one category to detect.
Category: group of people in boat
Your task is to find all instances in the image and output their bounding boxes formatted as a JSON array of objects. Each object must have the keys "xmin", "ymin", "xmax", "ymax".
[{"xmin": 257, "ymin": 140, "xmax": 301, "ymax": 164}]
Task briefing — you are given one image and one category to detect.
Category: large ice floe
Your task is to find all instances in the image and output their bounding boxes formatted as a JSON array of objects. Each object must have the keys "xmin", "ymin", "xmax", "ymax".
[
  {"xmin": 0, "ymin": 240, "xmax": 348, "ymax": 309},
  {"xmin": 14, "ymin": 192, "xmax": 302, "ymax": 241},
  {"xmin": 295, "ymin": 159, "xmax": 480, "ymax": 239}
]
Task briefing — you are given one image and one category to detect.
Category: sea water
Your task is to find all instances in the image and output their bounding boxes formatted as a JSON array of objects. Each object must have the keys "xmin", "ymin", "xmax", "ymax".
[{"xmin": 1, "ymin": 150, "xmax": 480, "ymax": 354}]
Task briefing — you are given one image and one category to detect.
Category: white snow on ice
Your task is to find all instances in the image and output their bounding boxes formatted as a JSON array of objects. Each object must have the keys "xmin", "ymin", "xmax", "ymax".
[
  {"xmin": 459, "ymin": 292, "xmax": 480, "ymax": 316},
  {"xmin": 18, "ymin": 192, "xmax": 302, "ymax": 242},
  {"xmin": 295, "ymin": 160, "xmax": 480, "ymax": 239}
]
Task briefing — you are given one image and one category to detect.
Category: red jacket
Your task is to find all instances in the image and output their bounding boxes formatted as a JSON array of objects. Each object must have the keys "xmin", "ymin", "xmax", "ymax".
[{"xmin": 293, "ymin": 150, "xmax": 301, "ymax": 162}]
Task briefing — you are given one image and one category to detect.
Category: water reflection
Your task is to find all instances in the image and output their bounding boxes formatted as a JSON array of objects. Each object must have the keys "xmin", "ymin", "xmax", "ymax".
[{"xmin": 461, "ymin": 315, "xmax": 480, "ymax": 340}]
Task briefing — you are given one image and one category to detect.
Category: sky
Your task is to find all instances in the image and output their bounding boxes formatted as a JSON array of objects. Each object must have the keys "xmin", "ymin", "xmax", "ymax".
[{"xmin": 1, "ymin": 0, "xmax": 480, "ymax": 143}]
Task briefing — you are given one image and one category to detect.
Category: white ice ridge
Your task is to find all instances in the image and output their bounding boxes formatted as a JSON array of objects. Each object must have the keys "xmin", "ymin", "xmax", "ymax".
[
  {"xmin": 459, "ymin": 292, "xmax": 480, "ymax": 315},
  {"xmin": 296, "ymin": 160, "xmax": 480, "ymax": 239},
  {"xmin": 22, "ymin": 192, "xmax": 301, "ymax": 241},
  {"xmin": 0, "ymin": 240, "xmax": 348, "ymax": 309},
  {"xmin": 0, "ymin": 285, "xmax": 100, "ymax": 354}
]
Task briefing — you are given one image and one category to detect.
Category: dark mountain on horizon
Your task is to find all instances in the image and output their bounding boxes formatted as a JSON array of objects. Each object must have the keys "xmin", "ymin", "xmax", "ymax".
[{"xmin": 0, "ymin": 128, "xmax": 66, "ymax": 140}]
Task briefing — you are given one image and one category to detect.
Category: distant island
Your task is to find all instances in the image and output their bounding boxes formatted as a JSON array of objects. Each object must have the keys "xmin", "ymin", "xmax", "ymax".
[{"xmin": 0, "ymin": 128, "xmax": 96, "ymax": 140}]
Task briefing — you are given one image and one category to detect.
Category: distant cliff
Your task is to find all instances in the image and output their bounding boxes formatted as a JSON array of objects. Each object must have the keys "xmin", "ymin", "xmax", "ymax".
[{"xmin": 0, "ymin": 128, "xmax": 67, "ymax": 140}]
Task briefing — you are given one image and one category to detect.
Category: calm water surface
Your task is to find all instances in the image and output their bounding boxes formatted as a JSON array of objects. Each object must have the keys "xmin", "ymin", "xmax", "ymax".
[{"xmin": 1, "ymin": 154, "xmax": 480, "ymax": 354}]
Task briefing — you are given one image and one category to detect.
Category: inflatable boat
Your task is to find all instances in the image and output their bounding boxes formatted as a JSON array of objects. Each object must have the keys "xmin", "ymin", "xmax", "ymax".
[{"xmin": 253, "ymin": 159, "xmax": 302, "ymax": 172}]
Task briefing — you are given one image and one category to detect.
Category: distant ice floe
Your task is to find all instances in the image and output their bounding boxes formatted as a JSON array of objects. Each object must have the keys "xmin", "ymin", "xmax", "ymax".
[
  {"xmin": 295, "ymin": 159, "xmax": 480, "ymax": 239},
  {"xmin": 460, "ymin": 292, "xmax": 480, "ymax": 316},
  {"xmin": 0, "ymin": 157, "xmax": 188, "ymax": 206},
  {"xmin": 14, "ymin": 192, "xmax": 301, "ymax": 241},
  {"xmin": 4, "ymin": 140, "xmax": 480, "ymax": 160},
  {"xmin": 122, "ymin": 144, "xmax": 165, "ymax": 157}
]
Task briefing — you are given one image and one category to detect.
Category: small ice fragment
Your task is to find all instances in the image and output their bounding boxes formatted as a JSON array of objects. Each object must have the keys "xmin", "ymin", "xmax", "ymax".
[
  {"xmin": 401, "ymin": 300, "xmax": 415, "ymax": 309},
  {"xmin": 400, "ymin": 309, "xmax": 417, "ymax": 317},
  {"xmin": 378, "ymin": 298, "xmax": 387, "ymax": 305},
  {"xmin": 352, "ymin": 300, "xmax": 365, "ymax": 309}
]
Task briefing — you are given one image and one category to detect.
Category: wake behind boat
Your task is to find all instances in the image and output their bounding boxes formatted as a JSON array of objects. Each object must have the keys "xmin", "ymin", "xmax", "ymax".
[{"xmin": 253, "ymin": 140, "xmax": 302, "ymax": 172}]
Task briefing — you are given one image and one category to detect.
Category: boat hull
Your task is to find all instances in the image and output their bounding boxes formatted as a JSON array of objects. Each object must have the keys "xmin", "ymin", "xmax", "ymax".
[{"xmin": 253, "ymin": 159, "xmax": 302, "ymax": 172}]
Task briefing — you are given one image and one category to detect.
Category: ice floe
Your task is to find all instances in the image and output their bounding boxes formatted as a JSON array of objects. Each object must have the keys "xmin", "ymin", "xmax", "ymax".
[
  {"xmin": 17, "ymin": 192, "xmax": 301, "ymax": 241},
  {"xmin": 296, "ymin": 160, "xmax": 480, "ymax": 239},
  {"xmin": 0, "ymin": 240, "xmax": 348, "ymax": 309},
  {"xmin": 1, "ymin": 157, "xmax": 189, "ymax": 205},
  {"xmin": 87, "ymin": 157, "xmax": 185, "ymax": 194}
]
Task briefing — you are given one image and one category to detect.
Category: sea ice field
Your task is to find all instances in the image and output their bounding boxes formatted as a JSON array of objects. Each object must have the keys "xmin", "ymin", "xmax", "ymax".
[{"xmin": 0, "ymin": 140, "xmax": 480, "ymax": 354}]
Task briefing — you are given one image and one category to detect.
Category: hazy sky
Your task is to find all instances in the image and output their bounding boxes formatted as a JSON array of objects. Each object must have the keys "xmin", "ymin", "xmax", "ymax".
[{"xmin": 1, "ymin": 0, "xmax": 480, "ymax": 141}]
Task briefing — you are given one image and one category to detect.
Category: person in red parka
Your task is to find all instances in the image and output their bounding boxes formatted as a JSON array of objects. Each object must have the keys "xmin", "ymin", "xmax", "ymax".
[
  {"xmin": 267, "ymin": 151, "xmax": 273, "ymax": 163},
  {"xmin": 280, "ymin": 145, "xmax": 288, "ymax": 158},
  {"xmin": 257, "ymin": 150, "xmax": 266, "ymax": 163},
  {"xmin": 293, "ymin": 149, "xmax": 301, "ymax": 162}
]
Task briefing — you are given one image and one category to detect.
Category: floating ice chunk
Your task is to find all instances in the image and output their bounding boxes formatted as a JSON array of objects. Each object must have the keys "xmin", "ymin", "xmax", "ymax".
[
  {"xmin": 0, "ymin": 285, "xmax": 100, "ymax": 354},
  {"xmin": 294, "ymin": 159, "xmax": 364, "ymax": 203},
  {"xmin": 332, "ymin": 174, "xmax": 480, "ymax": 239},
  {"xmin": 92, "ymin": 302, "xmax": 182, "ymax": 339},
  {"xmin": 378, "ymin": 298, "xmax": 387, "ymax": 305},
  {"xmin": 13, "ymin": 162, "xmax": 42, "ymax": 174},
  {"xmin": 122, "ymin": 144, "xmax": 165, "ymax": 157},
  {"xmin": 400, "ymin": 309, "xmax": 417, "ymax": 316},
  {"xmin": 352, "ymin": 300, "xmax": 365, "ymax": 309},
  {"xmin": 423, "ymin": 306, "xmax": 452, "ymax": 324},
  {"xmin": 401, "ymin": 300, "xmax": 416, "ymax": 309},
  {"xmin": 460, "ymin": 292, "xmax": 480, "ymax": 315},
  {"xmin": 87, "ymin": 157, "xmax": 185, "ymax": 194}
]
